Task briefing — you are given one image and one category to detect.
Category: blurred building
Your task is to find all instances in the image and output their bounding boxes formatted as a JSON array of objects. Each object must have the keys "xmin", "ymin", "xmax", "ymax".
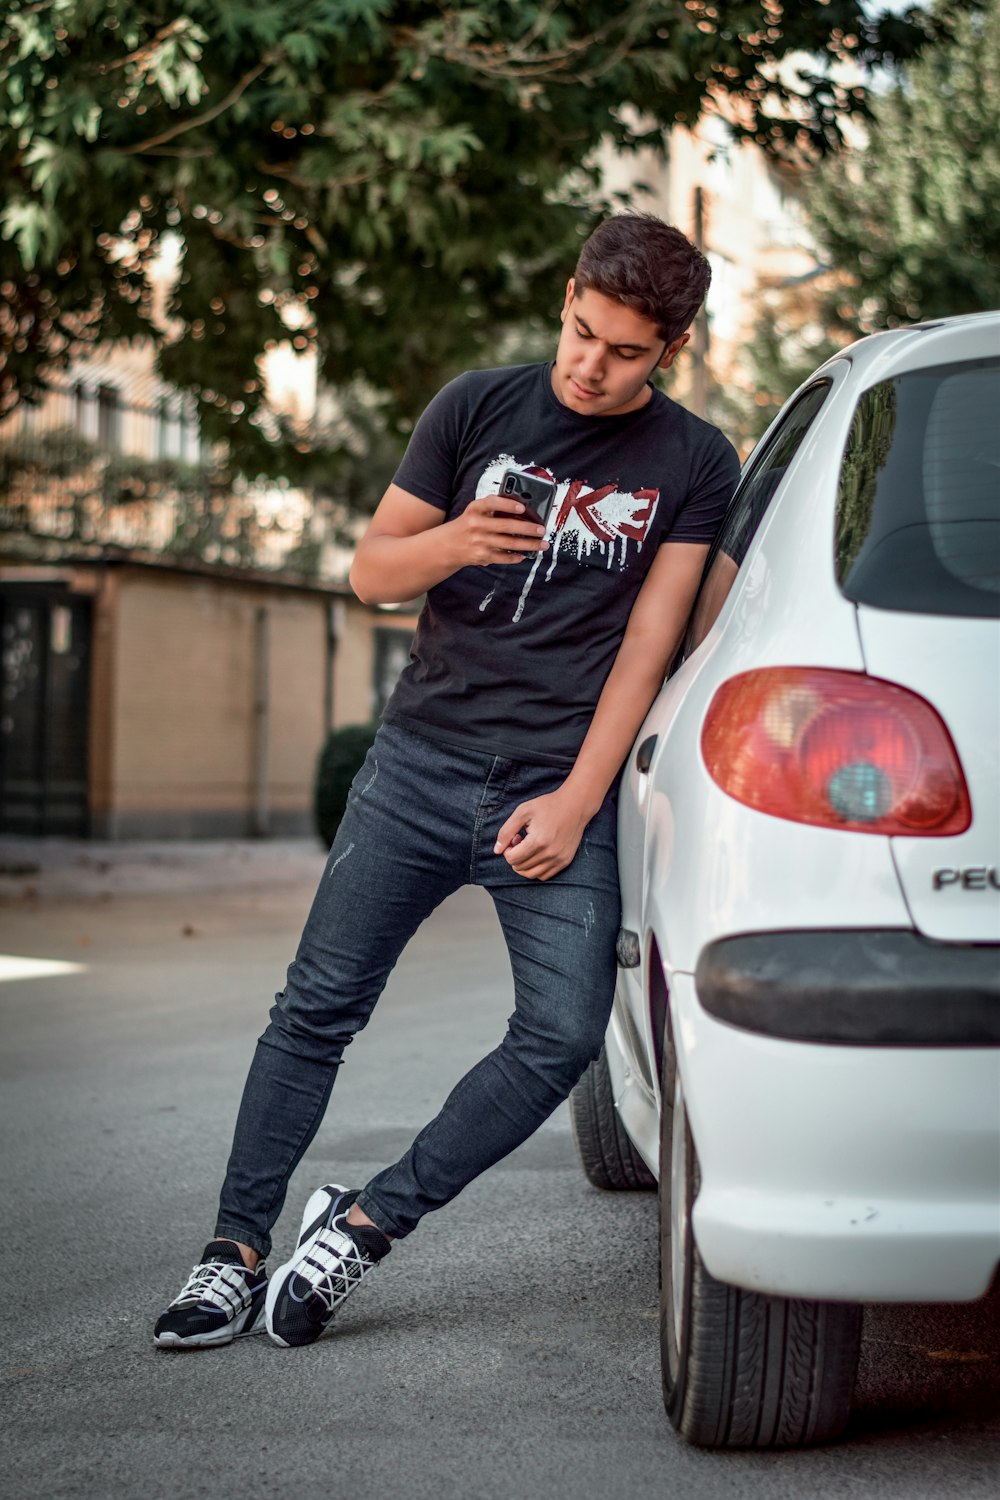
[
  {"xmin": 0, "ymin": 336, "xmax": 417, "ymax": 838},
  {"xmin": 0, "ymin": 557, "xmax": 417, "ymax": 838},
  {"xmin": 1, "ymin": 106, "xmax": 817, "ymax": 837},
  {"xmin": 602, "ymin": 109, "xmax": 821, "ymax": 445}
]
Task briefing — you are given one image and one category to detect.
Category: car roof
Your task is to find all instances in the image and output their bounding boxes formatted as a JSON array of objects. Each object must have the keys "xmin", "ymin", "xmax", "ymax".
[{"xmin": 809, "ymin": 310, "xmax": 1000, "ymax": 387}]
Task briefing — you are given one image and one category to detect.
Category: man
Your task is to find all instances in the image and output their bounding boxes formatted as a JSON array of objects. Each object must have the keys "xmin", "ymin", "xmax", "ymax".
[{"xmin": 154, "ymin": 213, "xmax": 740, "ymax": 1351}]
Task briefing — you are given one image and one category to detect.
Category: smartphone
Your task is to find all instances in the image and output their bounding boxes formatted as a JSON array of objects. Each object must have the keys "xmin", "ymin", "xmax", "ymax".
[{"xmin": 499, "ymin": 468, "xmax": 558, "ymax": 528}]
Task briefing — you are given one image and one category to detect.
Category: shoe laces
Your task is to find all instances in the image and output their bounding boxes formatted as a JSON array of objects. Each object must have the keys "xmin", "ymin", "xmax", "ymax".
[
  {"xmin": 295, "ymin": 1222, "xmax": 372, "ymax": 1316},
  {"xmin": 170, "ymin": 1258, "xmax": 255, "ymax": 1314}
]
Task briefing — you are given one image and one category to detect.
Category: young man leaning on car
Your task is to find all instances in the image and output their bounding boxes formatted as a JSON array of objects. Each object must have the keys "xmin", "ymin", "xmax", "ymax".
[{"xmin": 154, "ymin": 213, "xmax": 740, "ymax": 1351}]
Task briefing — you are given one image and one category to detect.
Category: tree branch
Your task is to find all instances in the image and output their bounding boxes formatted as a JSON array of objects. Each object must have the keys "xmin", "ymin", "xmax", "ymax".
[
  {"xmin": 119, "ymin": 57, "xmax": 274, "ymax": 155},
  {"xmin": 393, "ymin": 3, "xmax": 655, "ymax": 84},
  {"xmin": 98, "ymin": 21, "xmax": 189, "ymax": 74},
  {"xmin": 142, "ymin": 147, "xmax": 215, "ymax": 158},
  {"xmin": 255, "ymin": 160, "xmax": 376, "ymax": 193}
]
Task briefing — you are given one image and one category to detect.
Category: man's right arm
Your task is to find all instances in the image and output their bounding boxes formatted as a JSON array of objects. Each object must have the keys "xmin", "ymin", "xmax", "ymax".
[{"xmin": 349, "ymin": 484, "xmax": 549, "ymax": 605}]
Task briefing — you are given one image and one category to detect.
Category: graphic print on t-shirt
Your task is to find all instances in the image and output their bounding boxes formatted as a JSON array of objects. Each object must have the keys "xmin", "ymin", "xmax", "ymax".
[{"xmin": 476, "ymin": 454, "xmax": 661, "ymax": 622}]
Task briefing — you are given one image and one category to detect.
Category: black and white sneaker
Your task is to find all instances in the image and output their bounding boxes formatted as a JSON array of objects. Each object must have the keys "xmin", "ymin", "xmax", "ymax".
[
  {"xmin": 154, "ymin": 1240, "xmax": 267, "ymax": 1349},
  {"xmin": 265, "ymin": 1184, "xmax": 391, "ymax": 1348}
]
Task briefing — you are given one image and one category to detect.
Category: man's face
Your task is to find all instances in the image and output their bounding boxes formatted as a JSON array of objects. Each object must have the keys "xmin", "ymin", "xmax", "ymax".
[{"xmin": 551, "ymin": 279, "xmax": 689, "ymax": 417}]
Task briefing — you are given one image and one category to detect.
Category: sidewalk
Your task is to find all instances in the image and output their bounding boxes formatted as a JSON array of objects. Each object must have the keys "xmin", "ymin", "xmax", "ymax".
[{"xmin": 0, "ymin": 835, "xmax": 328, "ymax": 904}]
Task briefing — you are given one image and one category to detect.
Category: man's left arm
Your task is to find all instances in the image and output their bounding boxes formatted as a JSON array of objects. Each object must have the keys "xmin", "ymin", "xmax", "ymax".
[{"xmin": 494, "ymin": 540, "xmax": 710, "ymax": 880}]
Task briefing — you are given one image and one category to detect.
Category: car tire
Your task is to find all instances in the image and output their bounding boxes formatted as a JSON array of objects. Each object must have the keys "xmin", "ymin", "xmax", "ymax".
[
  {"xmin": 659, "ymin": 1014, "xmax": 862, "ymax": 1448},
  {"xmin": 569, "ymin": 1044, "xmax": 657, "ymax": 1191}
]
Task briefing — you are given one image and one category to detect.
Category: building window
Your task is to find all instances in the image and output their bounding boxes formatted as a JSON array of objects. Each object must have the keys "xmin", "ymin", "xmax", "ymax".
[
  {"xmin": 156, "ymin": 398, "xmax": 182, "ymax": 459},
  {"xmin": 158, "ymin": 397, "xmax": 200, "ymax": 462},
  {"xmin": 96, "ymin": 385, "xmax": 121, "ymax": 449},
  {"xmin": 155, "ymin": 399, "xmax": 170, "ymax": 459},
  {"xmin": 74, "ymin": 382, "xmax": 95, "ymax": 440},
  {"xmin": 180, "ymin": 400, "xmax": 200, "ymax": 463}
]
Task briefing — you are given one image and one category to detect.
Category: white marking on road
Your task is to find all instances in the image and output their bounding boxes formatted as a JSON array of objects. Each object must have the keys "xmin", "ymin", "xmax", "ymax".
[{"xmin": 0, "ymin": 955, "xmax": 87, "ymax": 984}]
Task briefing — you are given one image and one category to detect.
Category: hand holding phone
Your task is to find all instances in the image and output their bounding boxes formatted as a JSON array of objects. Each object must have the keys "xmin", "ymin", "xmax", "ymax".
[
  {"xmin": 499, "ymin": 469, "xmax": 557, "ymax": 529},
  {"xmin": 445, "ymin": 491, "xmax": 550, "ymax": 569}
]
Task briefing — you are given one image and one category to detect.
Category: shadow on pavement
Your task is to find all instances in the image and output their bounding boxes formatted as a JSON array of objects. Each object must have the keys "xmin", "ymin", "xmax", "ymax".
[{"xmin": 849, "ymin": 1273, "xmax": 1000, "ymax": 1439}]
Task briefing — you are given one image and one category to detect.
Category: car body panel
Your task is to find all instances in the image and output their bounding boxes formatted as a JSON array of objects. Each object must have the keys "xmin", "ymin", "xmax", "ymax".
[
  {"xmin": 855, "ymin": 606, "xmax": 1000, "ymax": 941},
  {"xmin": 608, "ymin": 312, "xmax": 1000, "ymax": 1309},
  {"xmin": 672, "ymin": 970, "xmax": 1000, "ymax": 1303},
  {"xmin": 846, "ymin": 312, "xmax": 1000, "ymax": 385},
  {"xmin": 619, "ymin": 356, "xmax": 902, "ymax": 983},
  {"xmin": 605, "ymin": 985, "xmax": 660, "ymax": 1165}
]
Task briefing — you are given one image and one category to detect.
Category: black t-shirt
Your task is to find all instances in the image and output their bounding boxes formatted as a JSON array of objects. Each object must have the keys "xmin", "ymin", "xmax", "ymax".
[{"xmin": 382, "ymin": 362, "xmax": 739, "ymax": 767}]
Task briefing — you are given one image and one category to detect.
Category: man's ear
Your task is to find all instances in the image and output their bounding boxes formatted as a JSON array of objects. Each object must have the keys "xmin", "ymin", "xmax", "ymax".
[
  {"xmin": 559, "ymin": 277, "xmax": 576, "ymax": 324},
  {"xmin": 657, "ymin": 331, "xmax": 691, "ymax": 371}
]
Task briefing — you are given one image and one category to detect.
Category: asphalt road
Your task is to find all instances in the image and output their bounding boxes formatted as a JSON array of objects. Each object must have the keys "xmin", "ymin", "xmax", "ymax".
[{"xmin": 2, "ymin": 841, "xmax": 998, "ymax": 1500}]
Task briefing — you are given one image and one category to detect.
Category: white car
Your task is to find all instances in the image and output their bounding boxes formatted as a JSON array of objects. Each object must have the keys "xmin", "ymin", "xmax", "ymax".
[{"xmin": 570, "ymin": 311, "xmax": 1000, "ymax": 1450}]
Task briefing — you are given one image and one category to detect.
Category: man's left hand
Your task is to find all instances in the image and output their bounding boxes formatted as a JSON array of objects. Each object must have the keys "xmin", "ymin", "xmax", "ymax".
[{"xmin": 493, "ymin": 788, "xmax": 594, "ymax": 881}]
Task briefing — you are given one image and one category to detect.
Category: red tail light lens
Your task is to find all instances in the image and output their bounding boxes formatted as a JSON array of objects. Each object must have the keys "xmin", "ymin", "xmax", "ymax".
[{"xmin": 701, "ymin": 669, "xmax": 971, "ymax": 836}]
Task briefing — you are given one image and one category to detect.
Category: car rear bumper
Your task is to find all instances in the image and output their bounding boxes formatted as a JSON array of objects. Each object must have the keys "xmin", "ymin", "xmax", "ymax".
[
  {"xmin": 695, "ymin": 929, "xmax": 1000, "ymax": 1046},
  {"xmin": 671, "ymin": 966, "xmax": 1000, "ymax": 1303}
]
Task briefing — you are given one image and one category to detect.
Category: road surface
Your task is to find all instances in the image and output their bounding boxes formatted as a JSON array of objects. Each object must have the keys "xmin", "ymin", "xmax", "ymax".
[{"xmin": 1, "ymin": 840, "xmax": 997, "ymax": 1499}]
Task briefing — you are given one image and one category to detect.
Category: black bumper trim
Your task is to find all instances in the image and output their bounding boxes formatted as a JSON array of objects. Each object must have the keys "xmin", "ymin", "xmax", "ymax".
[{"xmin": 695, "ymin": 930, "xmax": 1000, "ymax": 1047}]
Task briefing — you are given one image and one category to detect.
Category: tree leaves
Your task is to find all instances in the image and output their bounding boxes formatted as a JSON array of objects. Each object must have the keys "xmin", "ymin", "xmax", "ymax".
[
  {"xmin": 0, "ymin": 0, "xmax": 945, "ymax": 491},
  {"xmin": 0, "ymin": 200, "xmax": 57, "ymax": 268},
  {"xmin": 809, "ymin": 0, "xmax": 1000, "ymax": 330}
]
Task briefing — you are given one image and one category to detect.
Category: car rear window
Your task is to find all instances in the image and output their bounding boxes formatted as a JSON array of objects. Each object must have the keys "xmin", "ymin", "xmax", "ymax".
[{"xmin": 836, "ymin": 357, "xmax": 1000, "ymax": 617}]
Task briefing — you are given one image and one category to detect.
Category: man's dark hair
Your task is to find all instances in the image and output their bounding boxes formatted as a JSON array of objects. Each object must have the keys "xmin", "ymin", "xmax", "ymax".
[{"xmin": 573, "ymin": 214, "xmax": 711, "ymax": 346}]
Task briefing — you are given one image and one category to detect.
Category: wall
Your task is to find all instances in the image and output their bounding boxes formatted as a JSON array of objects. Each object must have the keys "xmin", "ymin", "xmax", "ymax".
[
  {"xmin": 0, "ymin": 551, "xmax": 422, "ymax": 840},
  {"xmin": 334, "ymin": 599, "xmax": 376, "ymax": 729},
  {"xmin": 106, "ymin": 568, "xmax": 329, "ymax": 837}
]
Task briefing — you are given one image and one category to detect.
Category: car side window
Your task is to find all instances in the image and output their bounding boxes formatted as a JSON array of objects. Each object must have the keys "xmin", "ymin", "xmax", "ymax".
[{"xmin": 682, "ymin": 381, "xmax": 832, "ymax": 658}]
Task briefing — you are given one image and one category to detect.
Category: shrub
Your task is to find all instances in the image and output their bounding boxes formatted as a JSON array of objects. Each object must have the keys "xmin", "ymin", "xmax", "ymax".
[{"xmin": 314, "ymin": 721, "xmax": 380, "ymax": 847}]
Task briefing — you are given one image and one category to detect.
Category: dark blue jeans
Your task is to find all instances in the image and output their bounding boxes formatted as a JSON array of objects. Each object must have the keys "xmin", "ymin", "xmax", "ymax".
[{"xmin": 215, "ymin": 723, "xmax": 621, "ymax": 1256}]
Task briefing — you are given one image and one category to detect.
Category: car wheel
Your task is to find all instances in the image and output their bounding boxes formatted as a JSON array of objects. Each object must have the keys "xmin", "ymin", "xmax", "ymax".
[
  {"xmin": 659, "ymin": 1015, "xmax": 862, "ymax": 1448},
  {"xmin": 569, "ymin": 1044, "xmax": 657, "ymax": 1191}
]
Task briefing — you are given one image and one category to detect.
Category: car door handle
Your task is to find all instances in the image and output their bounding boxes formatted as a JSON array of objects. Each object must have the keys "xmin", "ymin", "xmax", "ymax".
[{"xmin": 636, "ymin": 735, "xmax": 657, "ymax": 774}]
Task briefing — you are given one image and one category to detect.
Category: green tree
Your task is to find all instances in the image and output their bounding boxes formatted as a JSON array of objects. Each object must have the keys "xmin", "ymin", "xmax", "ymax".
[
  {"xmin": 810, "ymin": 0, "xmax": 1000, "ymax": 331},
  {"xmin": 1, "ymin": 1, "xmax": 948, "ymax": 489},
  {"xmin": 739, "ymin": 276, "xmax": 850, "ymax": 447}
]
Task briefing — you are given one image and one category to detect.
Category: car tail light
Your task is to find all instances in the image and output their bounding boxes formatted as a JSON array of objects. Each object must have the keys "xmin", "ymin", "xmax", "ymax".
[{"xmin": 701, "ymin": 669, "xmax": 971, "ymax": 836}]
